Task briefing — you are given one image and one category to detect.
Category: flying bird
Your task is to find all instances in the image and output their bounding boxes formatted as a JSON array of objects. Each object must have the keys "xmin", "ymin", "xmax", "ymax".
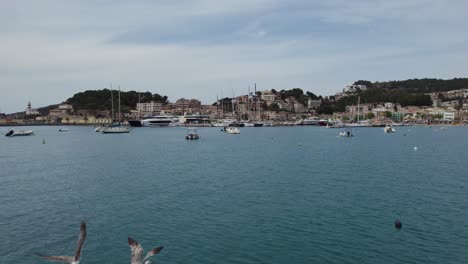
[
  {"xmin": 36, "ymin": 221, "xmax": 87, "ymax": 264},
  {"xmin": 128, "ymin": 237, "xmax": 163, "ymax": 264}
]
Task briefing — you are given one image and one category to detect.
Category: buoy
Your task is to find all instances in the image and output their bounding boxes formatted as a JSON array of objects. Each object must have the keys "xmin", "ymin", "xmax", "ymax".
[{"xmin": 394, "ymin": 219, "xmax": 402, "ymax": 230}]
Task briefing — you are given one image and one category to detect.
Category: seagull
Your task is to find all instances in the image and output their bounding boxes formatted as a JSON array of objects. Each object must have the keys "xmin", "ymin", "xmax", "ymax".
[
  {"xmin": 36, "ymin": 221, "xmax": 87, "ymax": 264},
  {"xmin": 128, "ymin": 237, "xmax": 163, "ymax": 264}
]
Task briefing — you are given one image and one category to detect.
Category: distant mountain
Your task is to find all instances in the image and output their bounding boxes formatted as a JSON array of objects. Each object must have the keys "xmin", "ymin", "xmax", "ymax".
[{"xmin": 354, "ymin": 78, "xmax": 468, "ymax": 93}]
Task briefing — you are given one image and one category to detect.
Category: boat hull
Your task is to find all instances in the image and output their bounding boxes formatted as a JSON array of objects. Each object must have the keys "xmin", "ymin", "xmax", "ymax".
[
  {"xmin": 128, "ymin": 120, "xmax": 142, "ymax": 127},
  {"xmin": 5, "ymin": 130, "xmax": 34, "ymax": 137}
]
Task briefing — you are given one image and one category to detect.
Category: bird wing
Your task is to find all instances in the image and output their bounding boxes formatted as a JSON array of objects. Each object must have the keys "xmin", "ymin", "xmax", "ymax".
[
  {"xmin": 143, "ymin": 246, "xmax": 164, "ymax": 261},
  {"xmin": 128, "ymin": 237, "xmax": 144, "ymax": 263},
  {"xmin": 73, "ymin": 221, "xmax": 87, "ymax": 261},
  {"xmin": 36, "ymin": 253, "xmax": 74, "ymax": 263},
  {"xmin": 128, "ymin": 237, "xmax": 142, "ymax": 250}
]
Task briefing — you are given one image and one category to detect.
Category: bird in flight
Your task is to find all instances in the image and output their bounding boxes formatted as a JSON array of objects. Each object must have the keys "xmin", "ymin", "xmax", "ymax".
[
  {"xmin": 36, "ymin": 221, "xmax": 87, "ymax": 264},
  {"xmin": 128, "ymin": 237, "xmax": 164, "ymax": 264}
]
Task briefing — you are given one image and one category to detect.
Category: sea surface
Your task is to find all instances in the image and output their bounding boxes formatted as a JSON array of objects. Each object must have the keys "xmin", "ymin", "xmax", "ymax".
[{"xmin": 1, "ymin": 126, "xmax": 467, "ymax": 264}]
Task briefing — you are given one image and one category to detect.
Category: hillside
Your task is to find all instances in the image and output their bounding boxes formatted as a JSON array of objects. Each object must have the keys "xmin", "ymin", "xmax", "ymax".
[
  {"xmin": 354, "ymin": 78, "xmax": 468, "ymax": 93},
  {"xmin": 66, "ymin": 89, "xmax": 168, "ymax": 113}
]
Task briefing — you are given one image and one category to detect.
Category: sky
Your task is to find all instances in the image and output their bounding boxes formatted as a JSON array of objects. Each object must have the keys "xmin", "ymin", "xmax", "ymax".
[{"xmin": 1, "ymin": 0, "xmax": 468, "ymax": 113}]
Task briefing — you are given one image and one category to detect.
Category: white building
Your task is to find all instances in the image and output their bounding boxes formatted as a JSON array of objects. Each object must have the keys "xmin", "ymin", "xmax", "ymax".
[
  {"xmin": 343, "ymin": 84, "xmax": 368, "ymax": 93},
  {"xmin": 25, "ymin": 102, "xmax": 40, "ymax": 115},
  {"xmin": 261, "ymin": 90, "xmax": 276, "ymax": 105},
  {"xmin": 307, "ymin": 99, "xmax": 321, "ymax": 109},
  {"xmin": 137, "ymin": 101, "xmax": 163, "ymax": 116},
  {"xmin": 443, "ymin": 111, "xmax": 455, "ymax": 121}
]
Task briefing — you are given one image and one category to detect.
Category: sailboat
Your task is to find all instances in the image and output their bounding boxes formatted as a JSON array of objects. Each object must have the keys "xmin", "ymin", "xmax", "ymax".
[
  {"xmin": 346, "ymin": 96, "xmax": 368, "ymax": 127},
  {"xmin": 101, "ymin": 87, "xmax": 131, "ymax": 134}
]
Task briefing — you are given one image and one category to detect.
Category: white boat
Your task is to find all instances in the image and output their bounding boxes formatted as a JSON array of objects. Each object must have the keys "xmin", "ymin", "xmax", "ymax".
[
  {"xmin": 59, "ymin": 128, "xmax": 69, "ymax": 132},
  {"xmin": 185, "ymin": 128, "xmax": 199, "ymax": 140},
  {"xmin": 244, "ymin": 122, "xmax": 254, "ymax": 127},
  {"xmin": 226, "ymin": 127, "xmax": 240, "ymax": 134},
  {"xmin": 101, "ymin": 88, "xmax": 131, "ymax": 134},
  {"xmin": 384, "ymin": 125, "xmax": 396, "ymax": 133},
  {"xmin": 141, "ymin": 115, "xmax": 173, "ymax": 127},
  {"xmin": 339, "ymin": 130, "xmax": 353, "ymax": 137},
  {"xmin": 94, "ymin": 126, "xmax": 103, "ymax": 132},
  {"xmin": 101, "ymin": 124, "xmax": 130, "ymax": 134},
  {"xmin": 5, "ymin": 130, "xmax": 34, "ymax": 137},
  {"xmin": 212, "ymin": 122, "xmax": 225, "ymax": 127},
  {"xmin": 302, "ymin": 117, "xmax": 320, "ymax": 125}
]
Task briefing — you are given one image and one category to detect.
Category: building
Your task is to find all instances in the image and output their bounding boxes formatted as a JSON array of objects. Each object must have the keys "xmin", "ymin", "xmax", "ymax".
[
  {"xmin": 261, "ymin": 90, "xmax": 276, "ymax": 105},
  {"xmin": 137, "ymin": 101, "xmax": 163, "ymax": 116},
  {"xmin": 307, "ymin": 99, "xmax": 321, "ymax": 109},
  {"xmin": 25, "ymin": 102, "xmax": 40, "ymax": 116},
  {"xmin": 174, "ymin": 98, "xmax": 201, "ymax": 113},
  {"xmin": 343, "ymin": 84, "xmax": 368, "ymax": 93},
  {"xmin": 49, "ymin": 104, "xmax": 73, "ymax": 118},
  {"xmin": 443, "ymin": 111, "xmax": 455, "ymax": 121}
]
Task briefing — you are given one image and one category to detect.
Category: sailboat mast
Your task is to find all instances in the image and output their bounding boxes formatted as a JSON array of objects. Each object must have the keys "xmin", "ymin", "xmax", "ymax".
[
  {"xmin": 357, "ymin": 96, "xmax": 360, "ymax": 123},
  {"xmin": 254, "ymin": 83, "xmax": 257, "ymax": 120},
  {"xmin": 118, "ymin": 86, "xmax": 121, "ymax": 123},
  {"xmin": 110, "ymin": 84, "xmax": 114, "ymax": 121},
  {"xmin": 138, "ymin": 92, "xmax": 141, "ymax": 119}
]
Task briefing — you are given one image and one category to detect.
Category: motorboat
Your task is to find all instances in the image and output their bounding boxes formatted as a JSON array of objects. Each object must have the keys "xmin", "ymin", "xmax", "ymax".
[
  {"xmin": 5, "ymin": 130, "xmax": 34, "ymax": 137},
  {"xmin": 185, "ymin": 128, "xmax": 199, "ymax": 140},
  {"xmin": 226, "ymin": 127, "xmax": 240, "ymax": 134},
  {"xmin": 141, "ymin": 115, "xmax": 173, "ymax": 127},
  {"xmin": 101, "ymin": 124, "xmax": 131, "ymax": 134},
  {"xmin": 339, "ymin": 130, "xmax": 353, "ymax": 137},
  {"xmin": 384, "ymin": 125, "xmax": 396, "ymax": 133},
  {"xmin": 59, "ymin": 128, "xmax": 69, "ymax": 132}
]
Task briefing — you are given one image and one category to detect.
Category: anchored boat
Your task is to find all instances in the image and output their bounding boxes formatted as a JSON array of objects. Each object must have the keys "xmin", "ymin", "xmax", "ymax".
[{"xmin": 5, "ymin": 130, "xmax": 34, "ymax": 137}]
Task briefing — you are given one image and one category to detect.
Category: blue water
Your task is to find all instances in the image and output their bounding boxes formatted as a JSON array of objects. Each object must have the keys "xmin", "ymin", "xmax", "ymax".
[{"xmin": 1, "ymin": 126, "xmax": 467, "ymax": 263}]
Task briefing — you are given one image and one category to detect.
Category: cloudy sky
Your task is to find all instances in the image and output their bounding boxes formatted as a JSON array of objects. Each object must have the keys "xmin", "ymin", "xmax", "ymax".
[{"xmin": 1, "ymin": 0, "xmax": 468, "ymax": 113}]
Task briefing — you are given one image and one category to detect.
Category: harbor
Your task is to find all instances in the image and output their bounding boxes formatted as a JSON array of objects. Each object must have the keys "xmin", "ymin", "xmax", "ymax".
[{"xmin": 1, "ymin": 125, "xmax": 467, "ymax": 263}]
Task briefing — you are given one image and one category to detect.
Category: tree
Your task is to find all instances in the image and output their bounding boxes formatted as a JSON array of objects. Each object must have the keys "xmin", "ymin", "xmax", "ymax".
[
  {"xmin": 306, "ymin": 91, "xmax": 318, "ymax": 100},
  {"xmin": 366, "ymin": 112, "xmax": 375, "ymax": 119},
  {"xmin": 385, "ymin": 111, "xmax": 392, "ymax": 118},
  {"xmin": 353, "ymin": 80, "xmax": 373, "ymax": 87}
]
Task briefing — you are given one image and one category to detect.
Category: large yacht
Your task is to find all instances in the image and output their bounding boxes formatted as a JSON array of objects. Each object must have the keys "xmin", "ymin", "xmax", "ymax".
[
  {"xmin": 141, "ymin": 115, "xmax": 173, "ymax": 127},
  {"xmin": 302, "ymin": 117, "xmax": 320, "ymax": 125}
]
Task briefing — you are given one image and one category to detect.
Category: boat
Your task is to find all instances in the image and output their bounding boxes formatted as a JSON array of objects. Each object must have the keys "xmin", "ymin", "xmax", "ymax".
[
  {"xmin": 101, "ymin": 123, "xmax": 130, "ymax": 134},
  {"xmin": 141, "ymin": 115, "xmax": 173, "ymax": 127},
  {"xmin": 226, "ymin": 127, "xmax": 240, "ymax": 134},
  {"xmin": 318, "ymin": 119, "xmax": 332, "ymax": 126},
  {"xmin": 244, "ymin": 122, "xmax": 254, "ymax": 127},
  {"xmin": 128, "ymin": 120, "xmax": 142, "ymax": 127},
  {"xmin": 253, "ymin": 122, "xmax": 264, "ymax": 127},
  {"xmin": 185, "ymin": 128, "xmax": 199, "ymax": 140},
  {"xmin": 220, "ymin": 126, "xmax": 227, "ymax": 132},
  {"xmin": 303, "ymin": 117, "xmax": 320, "ymax": 125},
  {"xmin": 5, "ymin": 130, "xmax": 34, "ymax": 137},
  {"xmin": 101, "ymin": 87, "xmax": 131, "ymax": 134},
  {"xmin": 94, "ymin": 126, "xmax": 103, "ymax": 132},
  {"xmin": 339, "ymin": 130, "xmax": 353, "ymax": 137},
  {"xmin": 59, "ymin": 128, "xmax": 69, "ymax": 132},
  {"xmin": 384, "ymin": 125, "xmax": 396, "ymax": 133}
]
